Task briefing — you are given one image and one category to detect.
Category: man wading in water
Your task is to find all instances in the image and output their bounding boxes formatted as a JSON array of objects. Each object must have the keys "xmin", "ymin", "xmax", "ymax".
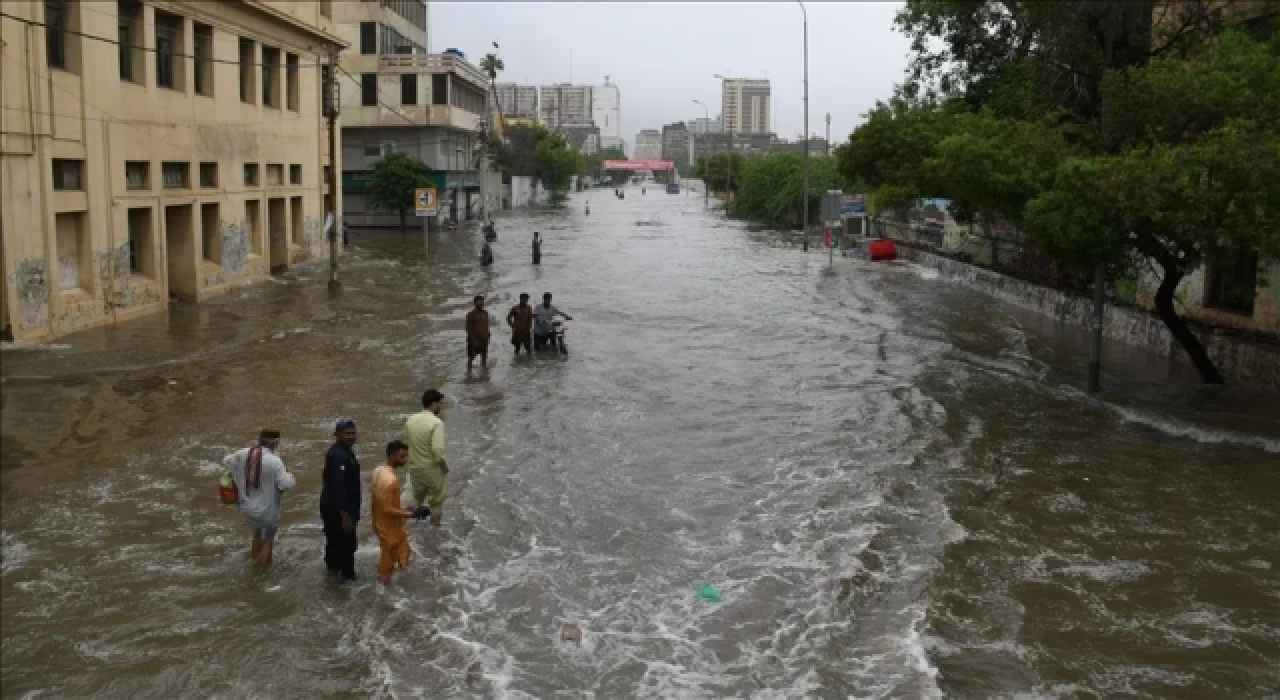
[
  {"xmin": 406, "ymin": 390, "xmax": 448, "ymax": 527},
  {"xmin": 506, "ymin": 293, "xmax": 534, "ymax": 356},
  {"xmin": 320, "ymin": 418, "xmax": 361, "ymax": 580},
  {"xmin": 223, "ymin": 426, "xmax": 294, "ymax": 568},
  {"xmin": 371, "ymin": 440, "xmax": 427, "ymax": 585},
  {"xmin": 466, "ymin": 295, "xmax": 491, "ymax": 370}
]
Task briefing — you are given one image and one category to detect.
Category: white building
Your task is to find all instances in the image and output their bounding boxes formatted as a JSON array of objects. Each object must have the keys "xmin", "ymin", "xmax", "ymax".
[
  {"xmin": 592, "ymin": 80, "xmax": 623, "ymax": 151},
  {"xmin": 721, "ymin": 78, "xmax": 771, "ymax": 134},
  {"xmin": 634, "ymin": 129, "xmax": 662, "ymax": 160}
]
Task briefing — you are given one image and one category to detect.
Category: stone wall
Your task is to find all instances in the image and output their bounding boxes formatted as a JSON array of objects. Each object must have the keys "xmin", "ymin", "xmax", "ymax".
[{"xmin": 903, "ymin": 248, "xmax": 1280, "ymax": 387}]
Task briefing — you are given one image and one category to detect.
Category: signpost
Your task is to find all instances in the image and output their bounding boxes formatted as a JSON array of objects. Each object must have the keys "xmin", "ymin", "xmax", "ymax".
[{"xmin": 416, "ymin": 186, "xmax": 438, "ymax": 253}]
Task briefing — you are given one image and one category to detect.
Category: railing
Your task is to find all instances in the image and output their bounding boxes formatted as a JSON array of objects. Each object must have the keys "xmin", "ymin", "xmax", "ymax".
[{"xmin": 378, "ymin": 53, "xmax": 489, "ymax": 88}]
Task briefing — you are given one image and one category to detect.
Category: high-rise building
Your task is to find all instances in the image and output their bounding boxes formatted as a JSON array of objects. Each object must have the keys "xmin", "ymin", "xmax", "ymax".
[
  {"xmin": 721, "ymin": 78, "xmax": 771, "ymax": 134},
  {"xmin": 634, "ymin": 130, "xmax": 663, "ymax": 160},
  {"xmin": 592, "ymin": 80, "xmax": 623, "ymax": 151},
  {"xmin": 494, "ymin": 83, "xmax": 539, "ymax": 120},
  {"xmin": 0, "ymin": 0, "xmax": 343, "ymax": 342},
  {"xmin": 540, "ymin": 84, "xmax": 593, "ymax": 131},
  {"xmin": 661, "ymin": 123, "xmax": 691, "ymax": 168}
]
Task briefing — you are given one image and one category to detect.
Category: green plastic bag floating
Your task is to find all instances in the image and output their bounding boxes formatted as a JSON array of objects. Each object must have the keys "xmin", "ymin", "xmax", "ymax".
[{"xmin": 697, "ymin": 584, "xmax": 722, "ymax": 603}]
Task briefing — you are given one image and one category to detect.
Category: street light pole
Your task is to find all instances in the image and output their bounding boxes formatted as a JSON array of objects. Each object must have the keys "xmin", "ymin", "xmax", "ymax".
[
  {"xmin": 693, "ymin": 99, "xmax": 710, "ymax": 207},
  {"xmin": 799, "ymin": 0, "xmax": 810, "ymax": 253}
]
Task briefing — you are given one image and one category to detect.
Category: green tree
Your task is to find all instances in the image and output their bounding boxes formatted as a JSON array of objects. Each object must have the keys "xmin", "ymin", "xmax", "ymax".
[
  {"xmin": 693, "ymin": 152, "xmax": 745, "ymax": 195},
  {"xmin": 845, "ymin": 0, "xmax": 1279, "ymax": 383},
  {"xmin": 534, "ymin": 133, "xmax": 584, "ymax": 205},
  {"xmin": 728, "ymin": 152, "xmax": 842, "ymax": 229},
  {"xmin": 491, "ymin": 123, "xmax": 549, "ymax": 178},
  {"xmin": 367, "ymin": 151, "xmax": 432, "ymax": 234},
  {"xmin": 479, "ymin": 53, "xmax": 504, "ymax": 83}
]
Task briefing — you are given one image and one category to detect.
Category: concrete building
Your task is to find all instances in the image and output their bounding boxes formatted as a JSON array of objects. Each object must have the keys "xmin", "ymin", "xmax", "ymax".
[
  {"xmin": 494, "ymin": 83, "xmax": 538, "ymax": 120},
  {"xmin": 1, "ymin": 0, "xmax": 343, "ymax": 342},
  {"xmin": 721, "ymin": 78, "xmax": 770, "ymax": 134},
  {"xmin": 661, "ymin": 122, "xmax": 690, "ymax": 168},
  {"xmin": 592, "ymin": 80, "xmax": 622, "ymax": 151},
  {"xmin": 540, "ymin": 84, "xmax": 592, "ymax": 132},
  {"xmin": 688, "ymin": 116, "xmax": 722, "ymax": 135},
  {"xmin": 334, "ymin": 1, "xmax": 493, "ymax": 226},
  {"xmin": 634, "ymin": 129, "xmax": 662, "ymax": 161}
]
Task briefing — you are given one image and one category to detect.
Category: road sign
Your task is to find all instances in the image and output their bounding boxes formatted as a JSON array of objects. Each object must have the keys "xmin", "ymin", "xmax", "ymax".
[
  {"xmin": 821, "ymin": 190, "xmax": 844, "ymax": 222},
  {"xmin": 841, "ymin": 193, "xmax": 867, "ymax": 216},
  {"xmin": 415, "ymin": 187, "xmax": 438, "ymax": 216}
]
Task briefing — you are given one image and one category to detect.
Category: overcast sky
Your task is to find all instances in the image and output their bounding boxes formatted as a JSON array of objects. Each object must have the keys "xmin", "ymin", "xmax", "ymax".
[{"xmin": 429, "ymin": 2, "xmax": 912, "ymax": 147}]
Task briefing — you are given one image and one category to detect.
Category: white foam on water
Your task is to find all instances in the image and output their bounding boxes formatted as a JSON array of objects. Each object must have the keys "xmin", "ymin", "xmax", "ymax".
[
  {"xmin": 1, "ymin": 532, "xmax": 32, "ymax": 575},
  {"xmin": 0, "ymin": 341, "xmax": 72, "ymax": 351},
  {"xmin": 913, "ymin": 265, "xmax": 941, "ymax": 281},
  {"xmin": 1111, "ymin": 404, "xmax": 1280, "ymax": 454}
]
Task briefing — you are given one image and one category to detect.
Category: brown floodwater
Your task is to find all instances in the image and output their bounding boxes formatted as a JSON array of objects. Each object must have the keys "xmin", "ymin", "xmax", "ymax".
[{"xmin": 2, "ymin": 188, "xmax": 1278, "ymax": 698}]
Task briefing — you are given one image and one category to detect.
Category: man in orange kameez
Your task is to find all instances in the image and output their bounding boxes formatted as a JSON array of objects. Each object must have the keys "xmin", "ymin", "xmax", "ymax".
[{"xmin": 371, "ymin": 440, "xmax": 426, "ymax": 585}]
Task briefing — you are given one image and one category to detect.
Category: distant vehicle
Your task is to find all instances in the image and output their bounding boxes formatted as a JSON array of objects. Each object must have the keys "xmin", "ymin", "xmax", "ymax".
[{"xmin": 666, "ymin": 183, "xmax": 680, "ymax": 195}]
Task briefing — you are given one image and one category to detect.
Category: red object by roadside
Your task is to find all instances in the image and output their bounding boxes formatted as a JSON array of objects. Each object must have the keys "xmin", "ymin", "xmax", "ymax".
[{"xmin": 867, "ymin": 239, "xmax": 897, "ymax": 261}]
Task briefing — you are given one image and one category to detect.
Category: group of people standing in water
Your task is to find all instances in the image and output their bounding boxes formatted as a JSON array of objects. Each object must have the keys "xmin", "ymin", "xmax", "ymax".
[
  {"xmin": 221, "ymin": 389, "xmax": 451, "ymax": 586},
  {"xmin": 480, "ymin": 221, "xmax": 543, "ymax": 267}
]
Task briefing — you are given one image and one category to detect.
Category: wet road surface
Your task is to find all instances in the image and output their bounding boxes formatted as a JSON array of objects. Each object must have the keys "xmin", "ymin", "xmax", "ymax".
[{"xmin": 3, "ymin": 186, "xmax": 1279, "ymax": 698}]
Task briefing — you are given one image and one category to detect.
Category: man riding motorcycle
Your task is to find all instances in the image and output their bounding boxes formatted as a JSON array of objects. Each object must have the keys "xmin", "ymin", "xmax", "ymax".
[{"xmin": 533, "ymin": 293, "xmax": 573, "ymax": 351}]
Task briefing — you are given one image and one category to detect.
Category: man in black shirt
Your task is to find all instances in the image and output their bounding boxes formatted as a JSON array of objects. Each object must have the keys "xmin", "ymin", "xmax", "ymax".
[{"xmin": 320, "ymin": 418, "xmax": 361, "ymax": 580}]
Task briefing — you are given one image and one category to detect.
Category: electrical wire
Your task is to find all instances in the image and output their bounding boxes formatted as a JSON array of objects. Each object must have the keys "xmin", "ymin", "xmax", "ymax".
[{"xmin": 1, "ymin": 9, "xmax": 333, "ymax": 69}]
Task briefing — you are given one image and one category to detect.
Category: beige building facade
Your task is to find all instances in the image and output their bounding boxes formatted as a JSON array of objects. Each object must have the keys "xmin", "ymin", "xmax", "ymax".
[
  {"xmin": 333, "ymin": 0, "xmax": 494, "ymax": 225},
  {"xmin": 1, "ymin": 0, "xmax": 343, "ymax": 342}
]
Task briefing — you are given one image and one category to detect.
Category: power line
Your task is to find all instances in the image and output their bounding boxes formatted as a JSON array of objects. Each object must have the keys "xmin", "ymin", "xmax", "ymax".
[
  {"xmin": 336, "ymin": 65, "xmax": 421, "ymax": 128},
  {"xmin": 1, "ymin": 10, "xmax": 332, "ymax": 69}
]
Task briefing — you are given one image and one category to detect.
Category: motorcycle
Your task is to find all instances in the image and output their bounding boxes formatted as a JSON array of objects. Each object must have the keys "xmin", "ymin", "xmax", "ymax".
[{"xmin": 535, "ymin": 321, "xmax": 568, "ymax": 355}]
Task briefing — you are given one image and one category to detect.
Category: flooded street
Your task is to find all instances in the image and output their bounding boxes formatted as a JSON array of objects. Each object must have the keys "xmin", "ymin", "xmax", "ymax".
[{"xmin": 3, "ymin": 187, "xmax": 1278, "ymax": 698}]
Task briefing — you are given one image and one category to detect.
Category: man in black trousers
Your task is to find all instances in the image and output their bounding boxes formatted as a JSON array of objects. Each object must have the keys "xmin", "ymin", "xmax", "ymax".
[{"xmin": 320, "ymin": 418, "xmax": 361, "ymax": 580}]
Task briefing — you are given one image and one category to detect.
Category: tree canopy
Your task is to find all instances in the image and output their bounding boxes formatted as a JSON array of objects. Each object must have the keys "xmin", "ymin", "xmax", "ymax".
[
  {"xmin": 367, "ymin": 151, "xmax": 432, "ymax": 233},
  {"xmin": 837, "ymin": 0, "xmax": 1280, "ymax": 383},
  {"xmin": 534, "ymin": 133, "xmax": 585, "ymax": 205}
]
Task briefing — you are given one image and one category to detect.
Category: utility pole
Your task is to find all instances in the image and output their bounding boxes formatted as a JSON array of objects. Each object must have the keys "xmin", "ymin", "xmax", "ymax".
[
  {"xmin": 799, "ymin": 1, "xmax": 810, "ymax": 253},
  {"xmin": 825, "ymin": 113, "xmax": 830, "ymax": 156},
  {"xmin": 324, "ymin": 46, "xmax": 340, "ymax": 291}
]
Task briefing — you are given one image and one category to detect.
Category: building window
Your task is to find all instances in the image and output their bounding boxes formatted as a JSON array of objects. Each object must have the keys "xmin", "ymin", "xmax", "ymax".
[
  {"xmin": 55, "ymin": 212, "xmax": 89, "ymax": 291},
  {"xmin": 360, "ymin": 22, "xmax": 376, "ymax": 55},
  {"xmin": 286, "ymin": 53, "xmax": 299, "ymax": 111},
  {"xmin": 320, "ymin": 0, "xmax": 332, "ymax": 19},
  {"xmin": 401, "ymin": 73, "xmax": 417, "ymax": 105},
  {"xmin": 201, "ymin": 202, "xmax": 221, "ymax": 264},
  {"xmin": 431, "ymin": 74, "xmax": 447, "ymax": 106},
  {"xmin": 162, "ymin": 162, "xmax": 189, "ymax": 189},
  {"xmin": 52, "ymin": 159, "xmax": 84, "ymax": 191},
  {"xmin": 261, "ymin": 46, "xmax": 280, "ymax": 108},
  {"xmin": 118, "ymin": 1, "xmax": 141, "ymax": 83},
  {"xmin": 154, "ymin": 10, "xmax": 183, "ymax": 90},
  {"xmin": 245, "ymin": 199, "xmax": 263, "ymax": 255},
  {"xmin": 239, "ymin": 38, "xmax": 256, "ymax": 104},
  {"xmin": 126, "ymin": 207, "xmax": 154, "ymax": 277},
  {"xmin": 289, "ymin": 164, "xmax": 301, "ymax": 185},
  {"xmin": 46, "ymin": 0, "xmax": 68, "ymax": 70},
  {"xmin": 125, "ymin": 160, "xmax": 149, "ymax": 190},
  {"xmin": 244, "ymin": 163, "xmax": 259, "ymax": 186},
  {"xmin": 199, "ymin": 162, "xmax": 218, "ymax": 188},
  {"xmin": 364, "ymin": 143, "xmax": 381, "ymax": 157},
  {"xmin": 194, "ymin": 23, "xmax": 213, "ymax": 96},
  {"xmin": 266, "ymin": 164, "xmax": 284, "ymax": 186},
  {"xmin": 361, "ymin": 73, "xmax": 377, "ymax": 106}
]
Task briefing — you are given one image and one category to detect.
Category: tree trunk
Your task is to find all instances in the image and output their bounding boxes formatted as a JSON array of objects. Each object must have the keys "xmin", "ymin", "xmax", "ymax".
[
  {"xmin": 399, "ymin": 209, "xmax": 406, "ymax": 235},
  {"xmin": 1153, "ymin": 265, "xmax": 1225, "ymax": 384}
]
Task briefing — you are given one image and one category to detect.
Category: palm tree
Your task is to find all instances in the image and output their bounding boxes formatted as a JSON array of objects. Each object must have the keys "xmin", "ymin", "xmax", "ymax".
[{"xmin": 479, "ymin": 53, "xmax": 504, "ymax": 84}]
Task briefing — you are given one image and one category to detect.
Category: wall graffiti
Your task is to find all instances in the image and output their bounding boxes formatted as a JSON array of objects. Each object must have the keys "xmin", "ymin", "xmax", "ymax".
[
  {"xmin": 96, "ymin": 243, "xmax": 134, "ymax": 311},
  {"xmin": 303, "ymin": 216, "xmax": 323, "ymax": 257},
  {"xmin": 10, "ymin": 259, "xmax": 49, "ymax": 330},
  {"xmin": 222, "ymin": 219, "xmax": 250, "ymax": 278}
]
